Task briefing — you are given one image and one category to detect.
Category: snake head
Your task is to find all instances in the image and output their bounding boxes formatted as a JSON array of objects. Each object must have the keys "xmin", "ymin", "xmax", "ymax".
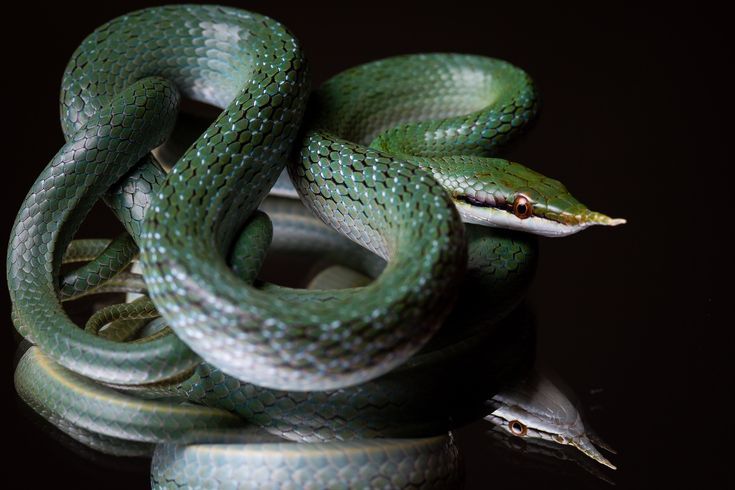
[
  {"xmin": 434, "ymin": 158, "xmax": 625, "ymax": 237},
  {"xmin": 485, "ymin": 370, "xmax": 617, "ymax": 469}
]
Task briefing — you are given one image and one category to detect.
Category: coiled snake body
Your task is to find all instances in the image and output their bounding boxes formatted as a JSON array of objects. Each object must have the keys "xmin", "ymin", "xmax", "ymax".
[{"xmin": 8, "ymin": 5, "xmax": 623, "ymax": 488}]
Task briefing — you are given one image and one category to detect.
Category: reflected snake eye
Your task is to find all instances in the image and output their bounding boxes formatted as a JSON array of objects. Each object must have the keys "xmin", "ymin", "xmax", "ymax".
[
  {"xmin": 512, "ymin": 195, "xmax": 533, "ymax": 219},
  {"xmin": 508, "ymin": 419, "xmax": 528, "ymax": 436}
]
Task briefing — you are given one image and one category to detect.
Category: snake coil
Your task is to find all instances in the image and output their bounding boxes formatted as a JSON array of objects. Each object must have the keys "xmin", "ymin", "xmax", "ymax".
[{"xmin": 9, "ymin": 5, "xmax": 622, "ymax": 488}]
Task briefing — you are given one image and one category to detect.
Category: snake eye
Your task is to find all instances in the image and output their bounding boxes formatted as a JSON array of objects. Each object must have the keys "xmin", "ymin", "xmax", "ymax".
[
  {"xmin": 512, "ymin": 195, "xmax": 533, "ymax": 219},
  {"xmin": 508, "ymin": 419, "xmax": 528, "ymax": 436}
]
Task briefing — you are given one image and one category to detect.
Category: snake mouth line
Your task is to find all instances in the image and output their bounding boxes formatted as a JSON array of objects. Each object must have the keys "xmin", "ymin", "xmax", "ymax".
[{"xmin": 456, "ymin": 194, "xmax": 508, "ymax": 211}]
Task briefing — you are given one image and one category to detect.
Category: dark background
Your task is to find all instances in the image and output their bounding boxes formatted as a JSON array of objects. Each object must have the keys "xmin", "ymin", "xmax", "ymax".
[{"xmin": 3, "ymin": 1, "xmax": 729, "ymax": 488}]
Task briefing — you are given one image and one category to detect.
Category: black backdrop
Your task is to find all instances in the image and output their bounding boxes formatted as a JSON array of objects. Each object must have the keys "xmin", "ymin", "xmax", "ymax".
[{"xmin": 2, "ymin": 1, "xmax": 728, "ymax": 488}]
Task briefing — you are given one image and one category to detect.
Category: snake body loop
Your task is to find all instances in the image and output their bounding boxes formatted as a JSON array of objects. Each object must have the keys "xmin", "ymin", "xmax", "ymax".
[
  {"xmin": 8, "ymin": 74, "xmax": 200, "ymax": 384},
  {"xmin": 131, "ymin": 7, "xmax": 475, "ymax": 392}
]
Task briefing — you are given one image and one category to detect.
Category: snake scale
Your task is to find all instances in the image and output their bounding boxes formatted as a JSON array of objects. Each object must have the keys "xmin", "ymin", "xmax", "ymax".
[{"xmin": 8, "ymin": 5, "xmax": 623, "ymax": 488}]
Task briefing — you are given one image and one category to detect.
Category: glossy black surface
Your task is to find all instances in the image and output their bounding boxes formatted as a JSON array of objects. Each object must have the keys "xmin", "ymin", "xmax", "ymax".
[{"xmin": 3, "ymin": 1, "xmax": 727, "ymax": 488}]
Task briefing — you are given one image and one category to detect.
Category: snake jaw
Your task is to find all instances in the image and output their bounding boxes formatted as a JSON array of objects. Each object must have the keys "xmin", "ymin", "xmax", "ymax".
[
  {"xmin": 454, "ymin": 200, "xmax": 625, "ymax": 237},
  {"xmin": 570, "ymin": 436, "xmax": 618, "ymax": 470}
]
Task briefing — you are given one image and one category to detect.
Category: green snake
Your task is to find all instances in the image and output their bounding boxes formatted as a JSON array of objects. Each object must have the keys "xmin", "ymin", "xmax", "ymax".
[{"xmin": 8, "ymin": 5, "xmax": 623, "ymax": 487}]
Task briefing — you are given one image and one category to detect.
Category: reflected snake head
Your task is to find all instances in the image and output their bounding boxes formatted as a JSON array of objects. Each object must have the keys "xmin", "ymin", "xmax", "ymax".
[
  {"xmin": 433, "ymin": 158, "xmax": 626, "ymax": 237},
  {"xmin": 485, "ymin": 370, "xmax": 617, "ymax": 469}
]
